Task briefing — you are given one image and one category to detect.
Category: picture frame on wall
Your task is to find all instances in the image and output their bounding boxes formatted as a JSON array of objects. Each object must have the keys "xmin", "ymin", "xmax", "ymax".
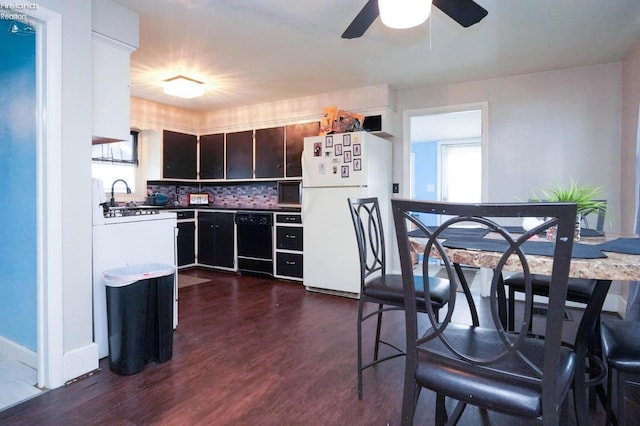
[
  {"xmin": 325, "ymin": 135, "xmax": 333, "ymax": 148},
  {"xmin": 353, "ymin": 158, "xmax": 361, "ymax": 171},
  {"xmin": 334, "ymin": 144, "xmax": 342, "ymax": 156}
]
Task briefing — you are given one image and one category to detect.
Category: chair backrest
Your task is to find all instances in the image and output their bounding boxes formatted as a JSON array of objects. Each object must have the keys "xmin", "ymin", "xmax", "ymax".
[
  {"xmin": 533, "ymin": 198, "xmax": 607, "ymax": 231},
  {"xmin": 585, "ymin": 199, "xmax": 607, "ymax": 232},
  {"xmin": 348, "ymin": 198, "xmax": 387, "ymax": 290},
  {"xmin": 391, "ymin": 199, "xmax": 577, "ymax": 418}
]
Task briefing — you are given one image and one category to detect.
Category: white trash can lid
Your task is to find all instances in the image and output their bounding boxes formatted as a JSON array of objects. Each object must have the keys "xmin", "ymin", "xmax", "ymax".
[{"xmin": 103, "ymin": 263, "xmax": 176, "ymax": 287}]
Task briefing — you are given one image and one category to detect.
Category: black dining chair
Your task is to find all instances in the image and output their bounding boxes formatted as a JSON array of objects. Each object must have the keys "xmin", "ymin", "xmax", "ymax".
[
  {"xmin": 348, "ymin": 197, "xmax": 450, "ymax": 400},
  {"xmin": 502, "ymin": 201, "xmax": 610, "ymax": 418},
  {"xmin": 392, "ymin": 199, "xmax": 578, "ymax": 424},
  {"xmin": 503, "ymin": 200, "xmax": 608, "ymax": 333},
  {"xmin": 600, "ymin": 319, "xmax": 640, "ymax": 426}
]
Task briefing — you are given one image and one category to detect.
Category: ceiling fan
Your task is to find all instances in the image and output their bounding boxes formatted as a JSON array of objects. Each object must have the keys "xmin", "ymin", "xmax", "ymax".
[{"xmin": 342, "ymin": 0, "xmax": 488, "ymax": 39}]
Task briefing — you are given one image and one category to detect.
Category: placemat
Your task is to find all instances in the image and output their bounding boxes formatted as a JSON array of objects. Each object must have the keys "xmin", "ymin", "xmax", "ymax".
[
  {"xmin": 407, "ymin": 227, "xmax": 490, "ymax": 240},
  {"xmin": 441, "ymin": 238, "xmax": 607, "ymax": 259},
  {"xmin": 502, "ymin": 226, "xmax": 604, "ymax": 238},
  {"xmin": 596, "ymin": 238, "xmax": 640, "ymax": 255}
]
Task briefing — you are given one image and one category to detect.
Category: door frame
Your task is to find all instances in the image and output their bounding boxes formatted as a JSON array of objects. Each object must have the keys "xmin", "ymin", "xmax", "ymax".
[
  {"xmin": 402, "ymin": 102, "xmax": 489, "ymax": 202},
  {"xmin": 34, "ymin": 6, "xmax": 64, "ymax": 389},
  {"xmin": 402, "ymin": 102, "xmax": 490, "ymax": 295}
]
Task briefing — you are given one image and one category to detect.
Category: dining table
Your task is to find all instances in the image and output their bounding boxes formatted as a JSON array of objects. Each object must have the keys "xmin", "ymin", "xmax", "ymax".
[{"xmin": 408, "ymin": 228, "xmax": 640, "ymax": 423}]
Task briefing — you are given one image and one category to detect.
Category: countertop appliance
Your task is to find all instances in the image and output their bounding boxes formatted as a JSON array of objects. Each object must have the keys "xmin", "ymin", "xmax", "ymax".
[
  {"xmin": 235, "ymin": 212, "xmax": 273, "ymax": 276},
  {"xmin": 92, "ymin": 179, "xmax": 178, "ymax": 358},
  {"xmin": 302, "ymin": 131, "xmax": 391, "ymax": 297}
]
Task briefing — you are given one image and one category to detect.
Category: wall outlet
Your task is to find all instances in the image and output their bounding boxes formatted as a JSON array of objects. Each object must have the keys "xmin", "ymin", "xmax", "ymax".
[{"xmin": 392, "ymin": 183, "xmax": 399, "ymax": 193}]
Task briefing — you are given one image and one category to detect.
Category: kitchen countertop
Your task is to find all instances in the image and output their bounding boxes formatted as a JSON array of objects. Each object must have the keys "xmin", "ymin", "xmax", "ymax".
[{"xmin": 157, "ymin": 205, "xmax": 302, "ymax": 213}]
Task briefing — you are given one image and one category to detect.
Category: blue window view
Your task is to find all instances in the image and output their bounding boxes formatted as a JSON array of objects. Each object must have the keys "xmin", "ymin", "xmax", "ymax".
[{"xmin": 0, "ymin": 18, "xmax": 37, "ymax": 351}]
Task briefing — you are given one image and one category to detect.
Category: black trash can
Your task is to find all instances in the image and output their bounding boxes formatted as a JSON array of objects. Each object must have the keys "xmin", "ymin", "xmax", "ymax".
[{"xmin": 104, "ymin": 263, "xmax": 176, "ymax": 375}]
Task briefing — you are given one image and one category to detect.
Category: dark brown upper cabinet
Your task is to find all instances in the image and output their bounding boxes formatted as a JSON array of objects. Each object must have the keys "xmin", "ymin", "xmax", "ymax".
[
  {"xmin": 226, "ymin": 130, "xmax": 254, "ymax": 179},
  {"xmin": 200, "ymin": 133, "xmax": 225, "ymax": 179},
  {"xmin": 255, "ymin": 126, "xmax": 285, "ymax": 178},
  {"xmin": 285, "ymin": 122, "xmax": 320, "ymax": 177},
  {"xmin": 163, "ymin": 130, "xmax": 197, "ymax": 179}
]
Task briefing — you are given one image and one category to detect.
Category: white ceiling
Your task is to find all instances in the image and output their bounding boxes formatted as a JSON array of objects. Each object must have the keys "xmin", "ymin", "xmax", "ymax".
[{"xmin": 114, "ymin": 0, "xmax": 640, "ymax": 112}]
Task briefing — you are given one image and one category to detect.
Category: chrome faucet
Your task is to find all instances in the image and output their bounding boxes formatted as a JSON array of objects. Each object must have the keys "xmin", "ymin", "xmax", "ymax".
[{"xmin": 110, "ymin": 179, "xmax": 132, "ymax": 207}]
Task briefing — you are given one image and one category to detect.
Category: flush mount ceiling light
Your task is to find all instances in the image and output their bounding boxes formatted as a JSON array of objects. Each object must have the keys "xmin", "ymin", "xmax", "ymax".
[
  {"xmin": 163, "ymin": 75, "xmax": 205, "ymax": 99},
  {"xmin": 378, "ymin": 0, "xmax": 432, "ymax": 29}
]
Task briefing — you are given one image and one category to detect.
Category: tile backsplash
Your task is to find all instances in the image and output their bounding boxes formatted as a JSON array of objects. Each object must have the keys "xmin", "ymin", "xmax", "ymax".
[{"xmin": 147, "ymin": 182, "xmax": 278, "ymax": 209}]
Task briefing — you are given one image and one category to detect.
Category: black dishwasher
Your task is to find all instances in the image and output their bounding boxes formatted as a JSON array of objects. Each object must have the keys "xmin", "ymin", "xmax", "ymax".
[{"xmin": 235, "ymin": 212, "xmax": 273, "ymax": 276}]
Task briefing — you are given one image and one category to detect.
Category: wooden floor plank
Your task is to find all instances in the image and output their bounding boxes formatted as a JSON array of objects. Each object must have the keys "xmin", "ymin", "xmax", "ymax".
[{"xmin": 0, "ymin": 269, "xmax": 608, "ymax": 425}]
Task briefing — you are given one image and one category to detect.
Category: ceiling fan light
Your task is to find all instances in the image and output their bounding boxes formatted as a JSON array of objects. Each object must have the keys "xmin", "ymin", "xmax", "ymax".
[
  {"xmin": 163, "ymin": 75, "xmax": 205, "ymax": 99},
  {"xmin": 378, "ymin": 0, "xmax": 432, "ymax": 30}
]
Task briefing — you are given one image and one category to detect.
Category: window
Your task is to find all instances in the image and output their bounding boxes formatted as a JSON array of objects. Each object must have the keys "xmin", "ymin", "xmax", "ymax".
[{"xmin": 92, "ymin": 131, "xmax": 138, "ymax": 192}]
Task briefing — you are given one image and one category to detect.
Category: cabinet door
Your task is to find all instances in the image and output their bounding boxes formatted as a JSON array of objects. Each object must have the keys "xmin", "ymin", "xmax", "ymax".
[
  {"xmin": 197, "ymin": 212, "xmax": 216, "ymax": 266},
  {"xmin": 200, "ymin": 133, "xmax": 225, "ymax": 179},
  {"xmin": 276, "ymin": 252, "xmax": 303, "ymax": 279},
  {"xmin": 177, "ymin": 221, "xmax": 196, "ymax": 266},
  {"xmin": 92, "ymin": 36, "xmax": 131, "ymax": 143},
  {"xmin": 163, "ymin": 130, "xmax": 197, "ymax": 179},
  {"xmin": 226, "ymin": 130, "xmax": 253, "ymax": 179},
  {"xmin": 276, "ymin": 226, "xmax": 303, "ymax": 251},
  {"xmin": 255, "ymin": 126, "xmax": 285, "ymax": 178},
  {"xmin": 212, "ymin": 212, "xmax": 235, "ymax": 268},
  {"xmin": 285, "ymin": 122, "xmax": 320, "ymax": 177},
  {"xmin": 198, "ymin": 212, "xmax": 235, "ymax": 268}
]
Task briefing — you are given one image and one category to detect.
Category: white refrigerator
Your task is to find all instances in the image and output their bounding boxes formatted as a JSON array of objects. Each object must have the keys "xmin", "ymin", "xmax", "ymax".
[{"xmin": 302, "ymin": 131, "xmax": 391, "ymax": 297}]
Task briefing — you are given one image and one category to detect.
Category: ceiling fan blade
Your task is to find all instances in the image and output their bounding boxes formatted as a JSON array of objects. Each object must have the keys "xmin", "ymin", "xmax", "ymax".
[
  {"xmin": 432, "ymin": 0, "xmax": 488, "ymax": 28},
  {"xmin": 341, "ymin": 0, "xmax": 379, "ymax": 39}
]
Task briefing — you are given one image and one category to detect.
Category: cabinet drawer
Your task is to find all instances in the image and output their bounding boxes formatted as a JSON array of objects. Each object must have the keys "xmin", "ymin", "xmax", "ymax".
[
  {"xmin": 276, "ymin": 214, "xmax": 301, "ymax": 224},
  {"xmin": 276, "ymin": 226, "xmax": 303, "ymax": 251},
  {"xmin": 176, "ymin": 210, "xmax": 195, "ymax": 220},
  {"xmin": 276, "ymin": 253, "xmax": 303, "ymax": 278}
]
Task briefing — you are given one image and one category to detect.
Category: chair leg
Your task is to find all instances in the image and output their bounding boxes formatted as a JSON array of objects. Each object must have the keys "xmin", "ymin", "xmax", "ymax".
[
  {"xmin": 573, "ymin": 344, "xmax": 590, "ymax": 426},
  {"xmin": 435, "ymin": 393, "xmax": 447, "ymax": 426},
  {"xmin": 401, "ymin": 368, "xmax": 418, "ymax": 425},
  {"xmin": 373, "ymin": 303, "xmax": 383, "ymax": 361},
  {"xmin": 507, "ymin": 286, "xmax": 515, "ymax": 331},
  {"xmin": 605, "ymin": 364, "xmax": 614, "ymax": 426},
  {"xmin": 357, "ymin": 301, "xmax": 364, "ymax": 400}
]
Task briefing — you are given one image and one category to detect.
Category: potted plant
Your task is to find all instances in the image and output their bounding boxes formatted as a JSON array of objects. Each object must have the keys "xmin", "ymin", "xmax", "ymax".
[{"xmin": 533, "ymin": 179, "xmax": 606, "ymax": 241}]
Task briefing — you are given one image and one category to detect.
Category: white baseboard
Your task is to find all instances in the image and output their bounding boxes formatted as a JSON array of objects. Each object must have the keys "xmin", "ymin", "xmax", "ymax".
[
  {"xmin": 0, "ymin": 336, "xmax": 37, "ymax": 369},
  {"xmin": 63, "ymin": 343, "xmax": 99, "ymax": 384}
]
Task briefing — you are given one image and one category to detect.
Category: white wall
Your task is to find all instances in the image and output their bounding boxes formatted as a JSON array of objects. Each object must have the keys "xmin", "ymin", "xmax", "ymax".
[
  {"xmin": 621, "ymin": 40, "xmax": 640, "ymax": 234},
  {"xmin": 619, "ymin": 40, "xmax": 640, "ymax": 305},
  {"xmin": 199, "ymin": 84, "xmax": 396, "ymax": 133},
  {"xmin": 32, "ymin": 0, "xmax": 96, "ymax": 388},
  {"xmin": 393, "ymin": 63, "xmax": 626, "ymax": 314},
  {"xmin": 395, "ymin": 63, "xmax": 623, "ymax": 230}
]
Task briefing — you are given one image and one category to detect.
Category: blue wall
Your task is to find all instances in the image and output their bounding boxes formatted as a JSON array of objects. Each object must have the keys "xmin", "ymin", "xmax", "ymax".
[
  {"xmin": 0, "ymin": 22, "xmax": 37, "ymax": 351},
  {"xmin": 411, "ymin": 141, "xmax": 438, "ymax": 226}
]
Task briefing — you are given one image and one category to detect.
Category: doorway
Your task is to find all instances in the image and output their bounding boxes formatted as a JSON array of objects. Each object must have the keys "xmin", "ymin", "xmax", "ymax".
[
  {"xmin": 0, "ymin": 4, "xmax": 65, "ymax": 400},
  {"xmin": 405, "ymin": 105, "xmax": 486, "ymax": 215},
  {"xmin": 0, "ymin": 14, "xmax": 41, "ymax": 408},
  {"xmin": 403, "ymin": 103, "xmax": 488, "ymax": 292}
]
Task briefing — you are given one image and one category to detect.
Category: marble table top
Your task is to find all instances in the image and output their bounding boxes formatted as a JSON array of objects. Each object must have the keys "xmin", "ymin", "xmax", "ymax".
[{"xmin": 410, "ymin": 233, "xmax": 640, "ymax": 281}]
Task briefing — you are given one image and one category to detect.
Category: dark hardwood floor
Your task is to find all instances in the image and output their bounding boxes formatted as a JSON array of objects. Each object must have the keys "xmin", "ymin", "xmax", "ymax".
[{"xmin": 0, "ymin": 269, "xmax": 611, "ymax": 425}]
